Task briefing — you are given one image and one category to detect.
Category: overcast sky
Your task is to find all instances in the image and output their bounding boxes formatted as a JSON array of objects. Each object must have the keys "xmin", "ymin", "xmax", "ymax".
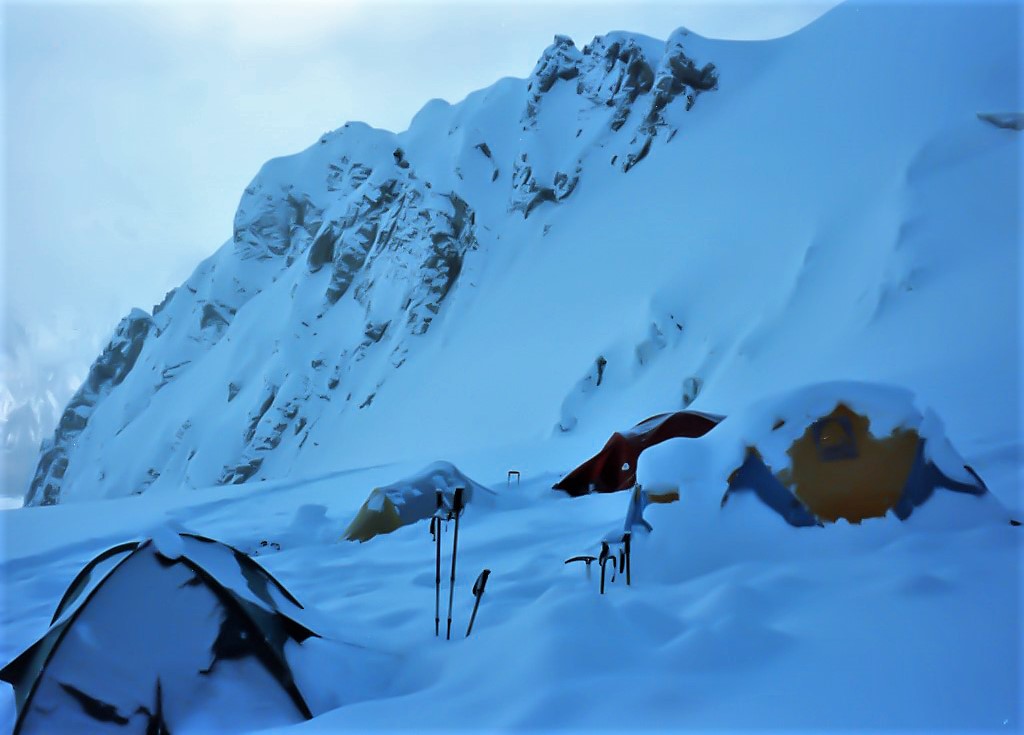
[{"xmin": 0, "ymin": 0, "xmax": 838, "ymax": 501}]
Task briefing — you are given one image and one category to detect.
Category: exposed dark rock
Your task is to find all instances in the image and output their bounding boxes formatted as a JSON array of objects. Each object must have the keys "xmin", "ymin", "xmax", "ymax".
[
  {"xmin": 523, "ymin": 35, "xmax": 582, "ymax": 126},
  {"xmin": 25, "ymin": 309, "xmax": 153, "ymax": 506},
  {"xmin": 157, "ymin": 360, "xmax": 193, "ymax": 391},
  {"xmin": 152, "ymin": 288, "xmax": 177, "ymax": 316},
  {"xmin": 244, "ymin": 386, "xmax": 277, "ymax": 444},
  {"xmin": 364, "ymin": 321, "xmax": 390, "ymax": 343},
  {"xmin": 682, "ymin": 376, "xmax": 703, "ymax": 408}
]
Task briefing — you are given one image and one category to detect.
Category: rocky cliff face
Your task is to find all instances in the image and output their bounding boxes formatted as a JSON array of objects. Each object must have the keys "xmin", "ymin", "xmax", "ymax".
[
  {"xmin": 26, "ymin": 310, "xmax": 153, "ymax": 505},
  {"xmin": 512, "ymin": 29, "xmax": 717, "ymax": 212},
  {"xmin": 24, "ymin": 30, "xmax": 718, "ymax": 505}
]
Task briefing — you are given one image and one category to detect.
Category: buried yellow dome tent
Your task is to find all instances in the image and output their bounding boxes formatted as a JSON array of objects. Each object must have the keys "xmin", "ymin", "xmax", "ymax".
[
  {"xmin": 342, "ymin": 461, "xmax": 496, "ymax": 542},
  {"xmin": 722, "ymin": 386, "xmax": 991, "ymax": 525},
  {"xmin": 635, "ymin": 382, "xmax": 997, "ymax": 528}
]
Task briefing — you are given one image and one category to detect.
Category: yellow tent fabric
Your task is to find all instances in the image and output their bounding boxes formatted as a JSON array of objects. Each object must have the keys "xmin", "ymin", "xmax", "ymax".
[
  {"xmin": 777, "ymin": 404, "xmax": 919, "ymax": 523},
  {"xmin": 342, "ymin": 491, "xmax": 403, "ymax": 542}
]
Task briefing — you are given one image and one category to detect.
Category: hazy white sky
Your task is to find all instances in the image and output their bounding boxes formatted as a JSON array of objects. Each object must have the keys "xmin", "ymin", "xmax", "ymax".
[{"xmin": 0, "ymin": 0, "xmax": 838, "ymax": 498}]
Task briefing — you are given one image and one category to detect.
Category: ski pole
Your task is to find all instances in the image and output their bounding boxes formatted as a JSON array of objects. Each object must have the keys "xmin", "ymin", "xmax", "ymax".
[
  {"xmin": 434, "ymin": 490, "xmax": 443, "ymax": 637},
  {"xmin": 446, "ymin": 487, "xmax": 465, "ymax": 640},
  {"xmin": 465, "ymin": 568, "xmax": 491, "ymax": 638}
]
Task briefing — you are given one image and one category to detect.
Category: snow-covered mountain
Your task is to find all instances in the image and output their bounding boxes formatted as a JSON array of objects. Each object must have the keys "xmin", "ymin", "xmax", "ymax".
[
  {"xmin": 25, "ymin": 0, "xmax": 1020, "ymax": 518},
  {"xmin": 24, "ymin": 25, "xmax": 721, "ymax": 505}
]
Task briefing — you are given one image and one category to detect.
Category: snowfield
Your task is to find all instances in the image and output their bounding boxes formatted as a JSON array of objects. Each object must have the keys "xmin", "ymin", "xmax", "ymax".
[{"xmin": 2, "ymin": 0, "xmax": 1021, "ymax": 732}]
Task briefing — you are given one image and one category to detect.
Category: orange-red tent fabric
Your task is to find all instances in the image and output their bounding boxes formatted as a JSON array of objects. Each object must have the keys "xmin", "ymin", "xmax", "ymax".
[{"xmin": 553, "ymin": 411, "xmax": 723, "ymax": 497}]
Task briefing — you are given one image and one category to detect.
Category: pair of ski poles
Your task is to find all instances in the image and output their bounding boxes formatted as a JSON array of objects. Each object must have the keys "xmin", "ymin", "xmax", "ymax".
[{"xmin": 432, "ymin": 488, "xmax": 491, "ymax": 639}]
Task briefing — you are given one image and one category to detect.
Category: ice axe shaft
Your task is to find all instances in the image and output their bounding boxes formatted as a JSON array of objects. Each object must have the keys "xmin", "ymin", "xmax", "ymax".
[
  {"xmin": 624, "ymin": 532, "xmax": 632, "ymax": 586},
  {"xmin": 465, "ymin": 568, "xmax": 491, "ymax": 638},
  {"xmin": 446, "ymin": 487, "xmax": 465, "ymax": 640},
  {"xmin": 599, "ymin": 541, "xmax": 610, "ymax": 594}
]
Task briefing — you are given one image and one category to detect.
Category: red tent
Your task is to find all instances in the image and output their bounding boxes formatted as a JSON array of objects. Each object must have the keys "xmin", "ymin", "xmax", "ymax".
[{"xmin": 553, "ymin": 411, "xmax": 723, "ymax": 497}]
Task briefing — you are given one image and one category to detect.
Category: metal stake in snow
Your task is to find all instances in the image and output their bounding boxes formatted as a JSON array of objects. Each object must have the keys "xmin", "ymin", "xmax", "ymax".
[
  {"xmin": 446, "ymin": 487, "xmax": 465, "ymax": 640},
  {"xmin": 507, "ymin": 470, "xmax": 520, "ymax": 487},
  {"xmin": 465, "ymin": 568, "xmax": 491, "ymax": 638},
  {"xmin": 432, "ymin": 490, "xmax": 444, "ymax": 637}
]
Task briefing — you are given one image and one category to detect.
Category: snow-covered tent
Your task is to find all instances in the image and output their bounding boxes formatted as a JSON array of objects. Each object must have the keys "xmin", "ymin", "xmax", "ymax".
[
  {"xmin": 342, "ymin": 461, "xmax": 496, "ymax": 542},
  {"xmin": 637, "ymin": 383, "xmax": 997, "ymax": 528},
  {"xmin": 1, "ymin": 532, "xmax": 319, "ymax": 735},
  {"xmin": 554, "ymin": 411, "xmax": 723, "ymax": 498}
]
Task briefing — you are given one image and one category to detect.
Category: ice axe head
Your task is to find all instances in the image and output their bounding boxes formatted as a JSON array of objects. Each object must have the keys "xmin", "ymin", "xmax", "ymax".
[{"xmin": 564, "ymin": 555, "xmax": 597, "ymax": 567}]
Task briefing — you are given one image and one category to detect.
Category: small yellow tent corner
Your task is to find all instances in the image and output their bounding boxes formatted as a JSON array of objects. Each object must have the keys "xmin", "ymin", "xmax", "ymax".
[{"xmin": 342, "ymin": 491, "xmax": 404, "ymax": 542}]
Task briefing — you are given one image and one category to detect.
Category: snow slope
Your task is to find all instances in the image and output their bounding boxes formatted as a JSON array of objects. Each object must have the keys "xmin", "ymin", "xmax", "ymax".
[
  {"xmin": 3, "ymin": 1, "xmax": 1022, "ymax": 732},
  {"xmin": 25, "ymin": 0, "xmax": 1020, "ymax": 513}
]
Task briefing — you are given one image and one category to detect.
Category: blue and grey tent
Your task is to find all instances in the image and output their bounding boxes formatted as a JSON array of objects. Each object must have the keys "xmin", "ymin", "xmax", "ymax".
[{"xmin": 1, "ymin": 532, "xmax": 318, "ymax": 735}]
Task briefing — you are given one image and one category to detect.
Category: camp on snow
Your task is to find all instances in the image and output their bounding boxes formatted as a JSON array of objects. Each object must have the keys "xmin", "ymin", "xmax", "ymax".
[{"xmin": 1, "ymin": 531, "xmax": 319, "ymax": 735}]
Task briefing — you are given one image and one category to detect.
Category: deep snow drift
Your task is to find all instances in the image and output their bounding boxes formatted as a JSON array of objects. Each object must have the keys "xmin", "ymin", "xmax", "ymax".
[{"xmin": 3, "ymin": 0, "xmax": 1021, "ymax": 732}]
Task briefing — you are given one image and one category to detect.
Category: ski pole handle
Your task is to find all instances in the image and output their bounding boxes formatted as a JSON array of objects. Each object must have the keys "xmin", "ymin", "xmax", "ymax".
[
  {"xmin": 472, "ymin": 568, "xmax": 490, "ymax": 596},
  {"xmin": 466, "ymin": 569, "xmax": 491, "ymax": 638}
]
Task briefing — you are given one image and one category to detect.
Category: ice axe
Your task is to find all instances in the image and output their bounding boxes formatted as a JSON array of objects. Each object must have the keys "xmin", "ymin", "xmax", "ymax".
[
  {"xmin": 564, "ymin": 555, "xmax": 598, "ymax": 580},
  {"xmin": 465, "ymin": 568, "xmax": 491, "ymax": 638},
  {"xmin": 599, "ymin": 541, "xmax": 617, "ymax": 594},
  {"xmin": 446, "ymin": 487, "xmax": 465, "ymax": 640},
  {"xmin": 618, "ymin": 536, "xmax": 626, "ymax": 585}
]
